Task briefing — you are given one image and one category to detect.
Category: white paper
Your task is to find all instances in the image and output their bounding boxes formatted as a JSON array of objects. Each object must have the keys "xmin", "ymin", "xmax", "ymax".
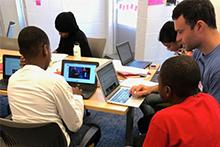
[
  {"xmin": 51, "ymin": 53, "xmax": 68, "ymax": 63},
  {"xmin": 112, "ymin": 60, "xmax": 149, "ymax": 75},
  {"xmin": 46, "ymin": 53, "xmax": 67, "ymax": 73},
  {"xmin": 120, "ymin": 78, "xmax": 158, "ymax": 88}
]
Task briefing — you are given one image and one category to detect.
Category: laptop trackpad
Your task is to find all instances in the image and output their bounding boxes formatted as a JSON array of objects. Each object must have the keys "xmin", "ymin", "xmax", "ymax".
[{"xmin": 126, "ymin": 96, "xmax": 145, "ymax": 107}]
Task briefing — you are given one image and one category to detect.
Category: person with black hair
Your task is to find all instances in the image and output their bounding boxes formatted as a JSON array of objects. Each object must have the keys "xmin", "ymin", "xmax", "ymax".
[
  {"xmin": 7, "ymin": 26, "xmax": 99, "ymax": 147},
  {"xmin": 159, "ymin": 21, "xmax": 192, "ymax": 56},
  {"xmin": 142, "ymin": 56, "xmax": 220, "ymax": 147},
  {"xmin": 172, "ymin": 0, "xmax": 220, "ymax": 102},
  {"xmin": 55, "ymin": 12, "xmax": 92, "ymax": 57},
  {"xmin": 159, "ymin": 21, "xmax": 180, "ymax": 52}
]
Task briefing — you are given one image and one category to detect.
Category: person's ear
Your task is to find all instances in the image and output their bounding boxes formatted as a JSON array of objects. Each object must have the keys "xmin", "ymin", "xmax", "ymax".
[
  {"xmin": 164, "ymin": 85, "xmax": 172, "ymax": 99},
  {"xmin": 42, "ymin": 44, "xmax": 49, "ymax": 57},
  {"xmin": 194, "ymin": 20, "xmax": 206, "ymax": 32}
]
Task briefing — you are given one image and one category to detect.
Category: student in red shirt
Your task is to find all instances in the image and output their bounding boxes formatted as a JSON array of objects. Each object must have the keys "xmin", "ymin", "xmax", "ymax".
[{"xmin": 142, "ymin": 55, "xmax": 220, "ymax": 147}]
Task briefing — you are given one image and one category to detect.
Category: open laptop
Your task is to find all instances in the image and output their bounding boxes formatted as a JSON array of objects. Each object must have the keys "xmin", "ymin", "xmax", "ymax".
[
  {"xmin": 96, "ymin": 61, "xmax": 144, "ymax": 107},
  {"xmin": 61, "ymin": 60, "xmax": 99, "ymax": 99},
  {"xmin": 116, "ymin": 41, "xmax": 152, "ymax": 69},
  {"xmin": 0, "ymin": 55, "xmax": 21, "ymax": 90}
]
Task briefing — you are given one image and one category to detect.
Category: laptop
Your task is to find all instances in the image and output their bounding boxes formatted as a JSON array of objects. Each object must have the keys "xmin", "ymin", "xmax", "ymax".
[
  {"xmin": 0, "ymin": 55, "xmax": 21, "ymax": 90},
  {"xmin": 61, "ymin": 60, "xmax": 99, "ymax": 99},
  {"xmin": 116, "ymin": 41, "xmax": 152, "ymax": 69},
  {"xmin": 96, "ymin": 61, "xmax": 144, "ymax": 107}
]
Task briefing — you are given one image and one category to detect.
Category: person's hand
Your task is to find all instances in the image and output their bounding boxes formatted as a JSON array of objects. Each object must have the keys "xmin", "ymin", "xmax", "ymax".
[
  {"xmin": 130, "ymin": 85, "xmax": 158, "ymax": 97},
  {"xmin": 20, "ymin": 56, "xmax": 26, "ymax": 67},
  {"xmin": 72, "ymin": 87, "xmax": 82, "ymax": 96}
]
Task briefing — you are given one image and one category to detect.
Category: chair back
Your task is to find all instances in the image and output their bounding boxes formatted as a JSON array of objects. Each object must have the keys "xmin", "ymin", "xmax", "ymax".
[
  {"xmin": 87, "ymin": 38, "xmax": 106, "ymax": 58},
  {"xmin": 0, "ymin": 37, "xmax": 19, "ymax": 50},
  {"xmin": 0, "ymin": 118, "xmax": 67, "ymax": 147}
]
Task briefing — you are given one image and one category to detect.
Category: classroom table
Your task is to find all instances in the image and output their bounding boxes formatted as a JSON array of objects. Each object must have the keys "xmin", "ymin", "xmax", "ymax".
[{"xmin": 0, "ymin": 48, "xmax": 159, "ymax": 146}]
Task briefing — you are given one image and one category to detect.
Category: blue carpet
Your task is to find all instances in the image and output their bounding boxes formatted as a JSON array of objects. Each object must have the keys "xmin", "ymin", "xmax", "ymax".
[{"xmin": 84, "ymin": 108, "xmax": 143, "ymax": 147}]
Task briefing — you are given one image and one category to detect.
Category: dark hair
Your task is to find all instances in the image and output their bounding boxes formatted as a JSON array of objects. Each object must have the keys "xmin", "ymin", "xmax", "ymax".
[
  {"xmin": 159, "ymin": 55, "xmax": 201, "ymax": 98},
  {"xmin": 55, "ymin": 12, "xmax": 79, "ymax": 33},
  {"xmin": 18, "ymin": 26, "xmax": 49, "ymax": 58},
  {"xmin": 159, "ymin": 21, "xmax": 177, "ymax": 43},
  {"xmin": 172, "ymin": 0, "xmax": 216, "ymax": 29}
]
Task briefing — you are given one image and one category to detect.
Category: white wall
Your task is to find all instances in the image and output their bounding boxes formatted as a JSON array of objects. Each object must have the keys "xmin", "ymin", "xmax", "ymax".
[
  {"xmin": 24, "ymin": 0, "xmax": 108, "ymax": 52},
  {"xmin": 211, "ymin": 0, "xmax": 220, "ymax": 30},
  {"xmin": 24, "ymin": 0, "xmax": 63, "ymax": 50},
  {"xmin": 0, "ymin": 0, "xmax": 20, "ymax": 38},
  {"xmin": 135, "ymin": 0, "xmax": 173, "ymax": 64},
  {"xmin": 62, "ymin": 0, "xmax": 106, "ymax": 38}
]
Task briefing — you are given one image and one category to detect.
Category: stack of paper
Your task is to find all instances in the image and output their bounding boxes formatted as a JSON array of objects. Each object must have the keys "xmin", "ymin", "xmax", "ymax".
[
  {"xmin": 112, "ymin": 60, "xmax": 149, "ymax": 76},
  {"xmin": 120, "ymin": 78, "xmax": 158, "ymax": 88},
  {"xmin": 47, "ymin": 53, "xmax": 68, "ymax": 73}
]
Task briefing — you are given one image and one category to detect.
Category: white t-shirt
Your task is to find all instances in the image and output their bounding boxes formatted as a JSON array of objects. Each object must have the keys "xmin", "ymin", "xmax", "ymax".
[{"xmin": 8, "ymin": 65, "xmax": 84, "ymax": 146}]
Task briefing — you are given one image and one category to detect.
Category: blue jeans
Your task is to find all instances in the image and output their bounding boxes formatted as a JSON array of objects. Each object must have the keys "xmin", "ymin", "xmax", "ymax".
[{"xmin": 0, "ymin": 96, "xmax": 11, "ymax": 118}]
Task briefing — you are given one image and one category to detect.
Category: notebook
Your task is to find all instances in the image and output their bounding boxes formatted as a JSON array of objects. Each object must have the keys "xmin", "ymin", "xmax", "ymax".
[
  {"xmin": 96, "ymin": 61, "xmax": 144, "ymax": 107},
  {"xmin": 116, "ymin": 41, "xmax": 152, "ymax": 69},
  {"xmin": 61, "ymin": 60, "xmax": 99, "ymax": 99},
  {"xmin": 0, "ymin": 55, "xmax": 21, "ymax": 90}
]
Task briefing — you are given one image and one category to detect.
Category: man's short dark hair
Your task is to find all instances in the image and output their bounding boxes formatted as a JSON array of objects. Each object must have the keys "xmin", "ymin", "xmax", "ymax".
[
  {"xmin": 18, "ymin": 26, "xmax": 49, "ymax": 58},
  {"xmin": 159, "ymin": 21, "xmax": 177, "ymax": 43},
  {"xmin": 172, "ymin": 0, "xmax": 216, "ymax": 29},
  {"xmin": 159, "ymin": 55, "xmax": 201, "ymax": 98}
]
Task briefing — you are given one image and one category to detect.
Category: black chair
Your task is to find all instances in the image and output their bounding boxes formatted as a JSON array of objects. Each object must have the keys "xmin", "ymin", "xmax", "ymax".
[
  {"xmin": 0, "ymin": 118, "xmax": 67, "ymax": 147},
  {"xmin": 0, "ymin": 118, "xmax": 101, "ymax": 147}
]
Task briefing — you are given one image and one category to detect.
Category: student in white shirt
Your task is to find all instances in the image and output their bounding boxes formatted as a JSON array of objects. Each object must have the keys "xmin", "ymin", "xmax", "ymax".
[{"xmin": 8, "ymin": 26, "xmax": 86, "ymax": 146}]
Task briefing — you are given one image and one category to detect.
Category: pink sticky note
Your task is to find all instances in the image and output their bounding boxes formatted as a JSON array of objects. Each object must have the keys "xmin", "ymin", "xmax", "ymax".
[
  {"xmin": 148, "ymin": 0, "xmax": 163, "ymax": 5},
  {"xmin": 36, "ymin": 0, "xmax": 41, "ymax": 6}
]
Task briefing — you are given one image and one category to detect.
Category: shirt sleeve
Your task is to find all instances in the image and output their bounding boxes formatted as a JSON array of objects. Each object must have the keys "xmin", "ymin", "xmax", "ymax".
[
  {"xmin": 77, "ymin": 30, "xmax": 92, "ymax": 57},
  {"xmin": 208, "ymin": 68, "xmax": 220, "ymax": 102},
  {"xmin": 142, "ymin": 115, "xmax": 168, "ymax": 147},
  {"xmin": 52, "ymin": 76, "xmax": 84, "ymax": 132}
]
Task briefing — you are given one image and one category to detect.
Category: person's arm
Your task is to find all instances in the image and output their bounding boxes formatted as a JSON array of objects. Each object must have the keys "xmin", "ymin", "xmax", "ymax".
[
  {"xmin": 208, "ymin": 69, "xmax": 220, "ymax": 102},
  {"xmin": 54, "ymin": 38, "xmax": 63, "ymax": 53},
  {"xmin": 130, "ymin": 85, "xmax": 159, "ymax": 97},
  {"xmin": 53, "ymin": 76, "xmax": 84, "ymax": 132},
  {"xmin": 77, "ymin": 30, "xmax": 92, "ymax": 57}
]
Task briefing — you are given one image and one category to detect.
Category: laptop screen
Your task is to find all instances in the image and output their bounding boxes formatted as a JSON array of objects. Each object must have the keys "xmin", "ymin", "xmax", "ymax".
[
  {"xmin": 61, "ymin": 60, "xmax": 98, "ymax": 85},
  {"xmin": 96, "ymin": 61, "xmax": 119, "ymax": 97},
  {"xmin": 3, "ymin": 55, "xmax": 20, "ymax": 79},
  {"xmin": 116, "ymin": 41, "xmax": 134, "ymax": 65}
]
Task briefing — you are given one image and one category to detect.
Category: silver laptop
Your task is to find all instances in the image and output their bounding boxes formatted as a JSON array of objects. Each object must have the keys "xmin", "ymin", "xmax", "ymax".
[
  {"xmin": 61, "ymin": 60, "xmax": 99, "ymax": 99},
  {"xmin": 116, "ymin": 41, "xmax": 152, "ymax": 69},
  {"xmin": 96, "ymin": 61, "xmax": 144, "ymax": 107},
  {"xmin": 0, "ymin": 54, "xmax": 21, "ymax": 90}
]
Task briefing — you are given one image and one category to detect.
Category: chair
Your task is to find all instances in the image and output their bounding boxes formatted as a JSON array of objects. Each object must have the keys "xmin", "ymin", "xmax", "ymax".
[
  {"xmin": 87, "ymin": 38, "xmax": 106, "ymax": 58},
  {"xmin": 0, "ymin": 118, "xmax": 67, "ymax": 147},
  {"xmin": 0, "ymin": 37, "xmax": 19, "ymax": 50},
  {"xmin": 0, "ymin": 118, "xmax": 101, "ymax": 147},
  {"xmin": 6, "ymin": 21, "xmax": 16, "ymax": 38}
]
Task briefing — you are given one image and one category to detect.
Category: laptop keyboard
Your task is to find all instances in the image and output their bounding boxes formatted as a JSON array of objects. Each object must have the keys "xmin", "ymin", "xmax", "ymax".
[{"xmin": 111, "ymin": 89, "xmax": 130, "ymax": 103}]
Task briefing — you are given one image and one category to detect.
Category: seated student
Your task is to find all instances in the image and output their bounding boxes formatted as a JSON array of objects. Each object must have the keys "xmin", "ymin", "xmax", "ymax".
[
  {"xmin": 55, "ymin": 12, "xmax": 92, "ymax": 57},
  {"xmin": 142, "ymin": 55, "xmax": 220, "ymax": 147},
  {"xmin": 159, "ymin": 21, "xmax": 192, "ymax": 56},
  {"xmin": 7, "ymin": 26, "xmax": 99, "ymax": 147},
  {"xmin": 133, "ymin": 20, "xmax": 195, "ymax": 134}
]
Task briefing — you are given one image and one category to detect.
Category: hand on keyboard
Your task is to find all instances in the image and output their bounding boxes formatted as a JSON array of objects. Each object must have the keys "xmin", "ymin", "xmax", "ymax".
[{"xmin": 72, "ymin": 87, "xmax": 82, "ymax": 96}]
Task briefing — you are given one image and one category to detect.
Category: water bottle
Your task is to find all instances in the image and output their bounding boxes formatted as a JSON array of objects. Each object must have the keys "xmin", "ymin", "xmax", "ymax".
[{"xmin": 73, "ymin": 42, "xmax": 81, "ymax": 59}]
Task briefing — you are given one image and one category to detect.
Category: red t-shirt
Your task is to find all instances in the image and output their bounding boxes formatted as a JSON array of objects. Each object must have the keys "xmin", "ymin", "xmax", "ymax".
[{"xmin": 143, "ymin": 93, "xmax": 220, "ymax": 147}]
